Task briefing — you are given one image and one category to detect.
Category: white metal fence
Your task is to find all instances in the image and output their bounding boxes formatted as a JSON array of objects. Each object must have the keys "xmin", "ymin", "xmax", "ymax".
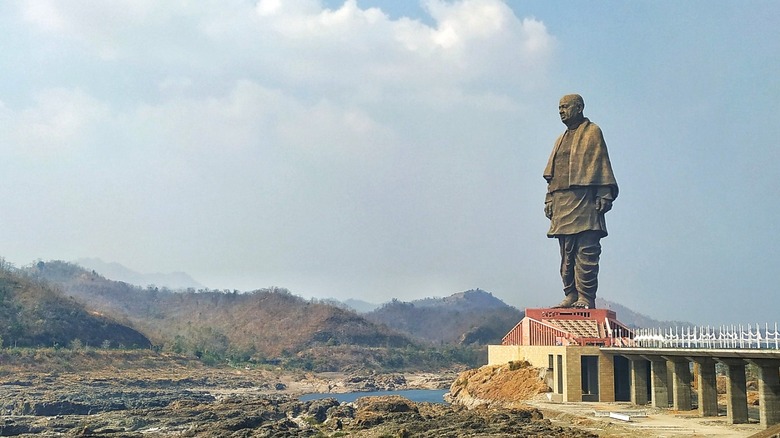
[{"xmin": 614, "ymin": 323, "xmax": 780, "ymax": 349}]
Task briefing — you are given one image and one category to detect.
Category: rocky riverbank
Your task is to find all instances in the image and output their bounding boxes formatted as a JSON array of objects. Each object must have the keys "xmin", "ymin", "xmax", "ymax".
[
  {"xmin": 0, "ymin": 372, "xmax": 595, "ymax": 437},
  {"xmin": 0, "ymin": 391, "xmax": 596, "ymax": 437},
  {"xmin": 0, "ymin": 351, "xmax": 597, "ymax": 437}
]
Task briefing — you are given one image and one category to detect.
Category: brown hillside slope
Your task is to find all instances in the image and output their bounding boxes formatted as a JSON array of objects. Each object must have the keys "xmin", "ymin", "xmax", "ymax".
[
  {"xmin": 28, "ymin": 261, "xmax": 412, "ymax": 359},
  {"xmin": 365, "ymin": 290, "xmax": 524, "ymax": 345},
  {"xmin": 0, "ymin": 267, "xmax": 150, "ymax": 349}
]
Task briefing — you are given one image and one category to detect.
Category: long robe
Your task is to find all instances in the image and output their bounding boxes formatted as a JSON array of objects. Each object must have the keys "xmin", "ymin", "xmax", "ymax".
[{"xmin": 544, "ymin": 119, "xmax": 618, "ymax": 237}]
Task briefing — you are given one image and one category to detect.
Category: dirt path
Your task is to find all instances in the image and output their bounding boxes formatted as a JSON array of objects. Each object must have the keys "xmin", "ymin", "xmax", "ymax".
[{"xmin": 525, "ymin": 397, "xmax": 764, "ymax": 438}]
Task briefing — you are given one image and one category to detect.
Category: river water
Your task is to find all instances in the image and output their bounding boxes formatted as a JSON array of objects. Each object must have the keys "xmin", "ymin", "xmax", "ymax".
[{"xmin": 299, "ymin": 389, "xmax": 449, "ymax": 404}]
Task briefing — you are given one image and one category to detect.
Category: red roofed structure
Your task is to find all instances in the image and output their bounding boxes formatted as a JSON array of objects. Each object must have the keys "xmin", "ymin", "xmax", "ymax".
[
  {"xmin": 489, "ymin": 308, "xmax": 636, "ymax": 403},
  {"xmin": 502, "ymin": 308, "xmax": 633, "ymax": 347}
]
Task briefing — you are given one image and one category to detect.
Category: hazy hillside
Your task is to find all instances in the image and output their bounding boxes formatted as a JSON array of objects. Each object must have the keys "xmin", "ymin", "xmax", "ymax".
[
  {"xmin": 365, "ymin": 289, "xmax": 524, "ymax": 345},
  {"xmin": 342, "ymin": 298, "xmax": 379, "ymax": 313},
  {"xmin": 0, "ymin": 264, "xmax": 150, "ymax": 349},
  {"xmin": 28, "ymin": 261, "xmax": 416, "ymax": 367},
  {"xmin": 19, "ymin": 259, "xmax": 691, "ymax": 372},
  {"xmin": 75, "ymin": 258, "xmax": 204, "ymax": 290},
  {"xmin": 596, "ymin": 298, "xmax": 692, "ymax": 328},
  {"xmin": 364, "ymin": 292, "xmax": 689, "ymax": 345}
]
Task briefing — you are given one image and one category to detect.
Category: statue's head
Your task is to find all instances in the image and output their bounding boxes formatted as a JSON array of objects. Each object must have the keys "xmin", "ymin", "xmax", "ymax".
[{"xmin": 559, "ymin": 94, "xmax": 584, "ymax": 126}]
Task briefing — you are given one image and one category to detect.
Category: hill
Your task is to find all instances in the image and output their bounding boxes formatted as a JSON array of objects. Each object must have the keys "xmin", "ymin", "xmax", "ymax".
[
  {"xmin": 21, "ymin": 259, "xmax": 688, "ymax": 371},
  {"xmin": 0, "ymin": 263, "xmax": 150, "ymax": 349},
  {"xmin": 596, "ymin": 298, "xmax": 692, "ymax": 328},
  {"xmin": 363, "ymin": 291, "xmax": 690, "ymax": 347},
  {"xmin": 364, "ymin": 289, "xmax": 524, "ymax": 346},
  {"xmin": 27, "ymin": 261, "xmax": 430, "ymax": 370},
  {"xmin": 75, "ymin": 257, "xmax": 204, "ymax": 290}
]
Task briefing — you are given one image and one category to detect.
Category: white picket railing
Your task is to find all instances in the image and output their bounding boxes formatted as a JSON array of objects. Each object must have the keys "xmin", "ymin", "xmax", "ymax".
[{"xmin": 612, "ymin": 323, "xmax": 780, "ymax": 350}]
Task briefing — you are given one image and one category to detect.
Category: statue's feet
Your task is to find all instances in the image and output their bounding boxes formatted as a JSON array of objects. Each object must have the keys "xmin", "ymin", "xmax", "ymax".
[
  {"xmin": 553, "ymin": 294, "xmax": 578, "ymax": 308},
  {"xmin": 572, "ymin": 297, "xmax": 595, "ymax": 309}
]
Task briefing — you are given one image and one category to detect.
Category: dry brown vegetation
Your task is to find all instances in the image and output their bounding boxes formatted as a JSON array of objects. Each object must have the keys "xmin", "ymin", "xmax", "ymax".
[
  {"xmin": 0, "ymin": 267, "xmax": 149, "ymax": 349},
  {"xmin": 0, "ymin": 348, "xmax": 201, "ymax": 375},
  {"xmin": 25, "ymin": 262, "xmax": 409, "ymax": 356},
  {"xmin": 8, "ymin": 261, "xmax": 483, "ymax": 371}
]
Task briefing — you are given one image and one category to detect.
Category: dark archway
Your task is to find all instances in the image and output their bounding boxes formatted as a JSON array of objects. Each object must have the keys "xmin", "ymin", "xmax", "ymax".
[{"xmin": 613, "ymin": 355, "xmax": 630, "ymax": 401}]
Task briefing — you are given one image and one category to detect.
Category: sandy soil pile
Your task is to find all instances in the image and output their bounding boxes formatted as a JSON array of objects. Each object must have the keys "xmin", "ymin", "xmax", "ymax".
[{"xmin": 447, "ymin": 361, "xmax": 550, "ymax": 408}]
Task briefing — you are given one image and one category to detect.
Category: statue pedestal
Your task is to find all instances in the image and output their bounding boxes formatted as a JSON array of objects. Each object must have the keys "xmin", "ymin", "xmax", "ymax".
[{"xmin": 502, "ymin": 307, "xmax": 631, "ymax": 347}]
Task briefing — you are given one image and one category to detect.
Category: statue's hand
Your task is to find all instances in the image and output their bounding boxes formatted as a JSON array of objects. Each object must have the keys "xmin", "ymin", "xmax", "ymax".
[
  {"xmin": 544, "ymin": 202, "xmax": 553, "ymax": 219},
  {"xmin": 595, "ymin": 197, "xmax": 613, "ymax": 214}
]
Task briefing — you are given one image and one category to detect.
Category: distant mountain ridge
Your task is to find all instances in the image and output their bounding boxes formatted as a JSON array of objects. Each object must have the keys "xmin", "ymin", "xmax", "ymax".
[
  {"xmin": 29, "ymin": 261, "xmax": 414, "ymax": 368},
  {"xmin": 363, "ymin": 291, "xmax": 690, "ymax": 347},
  {"xmin": 365, "ymin": 289, "xmax": 524, "ymax": 346},
  {"xmin": 412, "ymin": 289, "xmax": 510, "ymax": 310},
  {"xmin": 21, "ymin": 258, "xmax": 690, "ymax": 372},
  {"xmin": 596, "ymin": 297, "xmax": 692, "ymax": 328},
  {"xmin": 74, "ymin": 259, "xmax": 683, "ymax": 330},
  {"xmin": 75, "ymin": 258, "xmax": 204, "ymax": 290}
]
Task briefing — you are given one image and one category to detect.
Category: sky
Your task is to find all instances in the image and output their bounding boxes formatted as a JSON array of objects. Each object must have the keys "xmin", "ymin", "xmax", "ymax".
[{"xmin": 0, "ymin": 0, "xmax": 778, "ymax": 325}]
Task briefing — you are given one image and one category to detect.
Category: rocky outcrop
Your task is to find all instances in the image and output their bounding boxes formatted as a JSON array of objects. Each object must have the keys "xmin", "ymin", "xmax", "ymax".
[
  {"xmin": 0, "ymin": 367, "xmax": 595, "ymax": 437},
  {"xmin": 447, "ymin": 361, "xmax": 551, "ymax": 409},
  {"xmin": 0, "ymin": 392, "xmax": 597, "ymax": 437}
]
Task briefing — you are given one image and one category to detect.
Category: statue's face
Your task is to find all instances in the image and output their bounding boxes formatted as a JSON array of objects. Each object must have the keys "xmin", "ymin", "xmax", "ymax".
[{"xmin": 559, "ymin": 98, "xmax": 582, "ymax": 124}]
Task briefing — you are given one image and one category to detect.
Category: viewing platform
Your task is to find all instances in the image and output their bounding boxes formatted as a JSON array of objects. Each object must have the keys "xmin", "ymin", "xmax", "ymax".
[{"xmin": 489, "ymin": 308, "xmax": 780, "ymax": 428}]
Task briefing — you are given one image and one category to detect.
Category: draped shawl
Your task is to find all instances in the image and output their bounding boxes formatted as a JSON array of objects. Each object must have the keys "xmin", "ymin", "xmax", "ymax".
[{"xmin": 543, "ymin": 119, "xmax": 618, "ymax": 198}]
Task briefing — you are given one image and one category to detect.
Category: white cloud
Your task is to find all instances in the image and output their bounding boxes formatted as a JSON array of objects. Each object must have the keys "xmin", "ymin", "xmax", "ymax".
[
  {"xmin": 427, "ymin": 0, "xmax": 508, "ymax": 48},
  {"xmin": 520, "ymin": 17, "xmax": 553, "ymax": 55},
  {"xmin": 255, "ymin": 0, "xmax": 322, "ymax": 17},
  {"xmin": 8, "ymin": 0, "xmax": 554, "ymax": 164},
  {"xmin": 20, "ymin": 0, "xmax": 167, "ymax": 59},
  {"xmin": 2, "ymin": 0, "xmax": 557, "ymax": 301},
  {"xmin": 18, "ymin": 1, "xmax": 554, "ymax": 96},
  {"xmin": 20, "ymin": 1, "xmax": 66, "ymax": 32},
  {"xmin": 3, "ymin": 88, "xmax": 110, "ymax": 159},
  {"xmin": 256, "ymin": 0, "xmax": 283, "ymax": 17}
]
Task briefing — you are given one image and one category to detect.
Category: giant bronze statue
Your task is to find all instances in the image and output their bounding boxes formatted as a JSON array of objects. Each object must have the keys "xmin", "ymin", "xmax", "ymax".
[{"xmin": 544, "ymin": 94, "xmax": 618, "ymax": 309}]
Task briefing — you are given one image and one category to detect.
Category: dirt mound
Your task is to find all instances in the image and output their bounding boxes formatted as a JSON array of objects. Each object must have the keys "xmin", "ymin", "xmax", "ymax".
[{"xmin": 447, "ymin": 361, "xmax": 550, "ymax": 408}]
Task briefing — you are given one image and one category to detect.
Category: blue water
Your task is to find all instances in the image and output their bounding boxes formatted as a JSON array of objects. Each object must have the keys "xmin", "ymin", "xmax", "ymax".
[{"xmin": 299, "ymin": 389, "xmax": 449, "ymax": 404}]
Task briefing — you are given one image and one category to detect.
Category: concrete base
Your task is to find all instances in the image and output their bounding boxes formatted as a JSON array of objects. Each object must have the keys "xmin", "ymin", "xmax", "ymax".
[
  {"xmin": 626, "ymin": 355, "xmax": 648, "ymax": 405},
  {"xmin": 748, "ymin": 359, "xmax": 780, "ymax": 428},
  {"xmin": 692, "ymin": 358, "xmax": 718, "ymax": 417},
  {"xmin": 665, "ymin": 357, "xmax": 692, "ymax": 411},
  {"xmin": 647, "ymin": 358, "xmax": 670, "ymax": 408},
  {"xmin": 721, "ymin": 359, "xmax": 749, "ymax": 424}
]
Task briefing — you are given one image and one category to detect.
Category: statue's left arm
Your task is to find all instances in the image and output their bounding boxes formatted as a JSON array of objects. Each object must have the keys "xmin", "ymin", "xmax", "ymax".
[{"xmin": 595, "ymin": 186, "xmax": 615, "ymax": 214}]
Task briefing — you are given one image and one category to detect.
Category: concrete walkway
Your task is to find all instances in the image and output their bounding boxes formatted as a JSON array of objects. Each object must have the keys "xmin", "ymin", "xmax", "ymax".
[{"xmin": 525, "ymin": 396, "xmax": 764, "ymax": 438}]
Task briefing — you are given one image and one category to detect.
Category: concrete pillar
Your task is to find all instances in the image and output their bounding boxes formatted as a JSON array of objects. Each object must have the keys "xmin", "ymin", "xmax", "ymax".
[
  {"xmin": 565, "ymin": 351, "xmax": 582, "ymax": 403},
  {"xmin": 664, "ymin": 357, "xmax": 692, "ymax": 411},
  {"xmin": 625, "ymin": 355, "xmax": 648, "ymax": 405},
  {"xmin": 598, "ymin": 353, "xmax": 616, "ymax": 402},
  {"xmin": 691, "ymin": 357, "xmax": 718, "ymax": 417},
  {"xmin": 720, "ymin": 359, "xmax": 748, "ymax": 424},
  {"xmin": 646, "ymin": 357, "xmax": 669, "ymax": 408},
  {"xmin": 748, "ymin": 359, "xmax": 780, "ymax": 428}
]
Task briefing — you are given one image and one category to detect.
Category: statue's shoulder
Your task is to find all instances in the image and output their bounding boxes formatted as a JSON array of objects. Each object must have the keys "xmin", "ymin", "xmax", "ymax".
[
  {"xmin": 580, "ymin": 119, "xmax": 606, "ymax": 143},
  {"xmin": 581, "ymin": 118, "xmax": 602, "ymax": 132}
]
